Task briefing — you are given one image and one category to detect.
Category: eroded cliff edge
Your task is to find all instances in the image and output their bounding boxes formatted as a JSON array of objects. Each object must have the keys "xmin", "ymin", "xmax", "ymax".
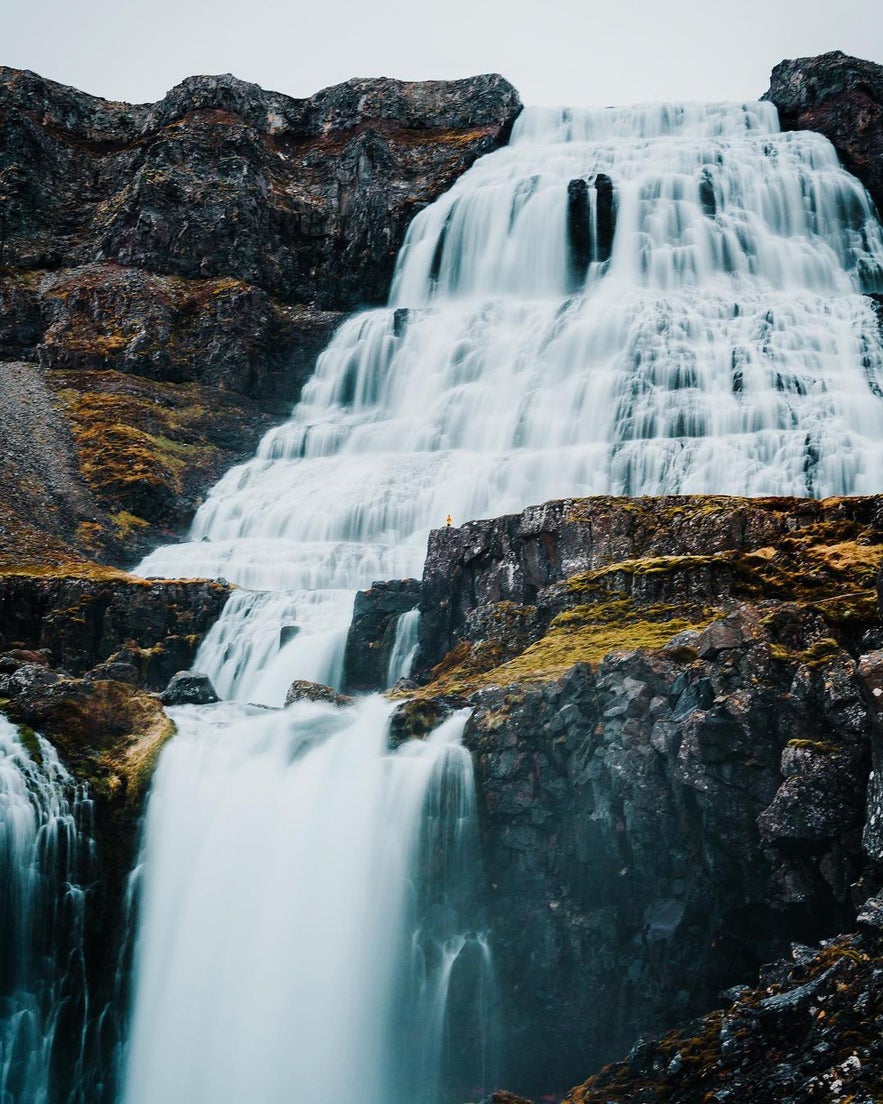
[
  {"xmin": 347, "ymin": 496, "xmax": 883, "ymax": 1096},
  {"xmin": 0, "ymin": 68, "xmax": 521, "ymax": 563}
]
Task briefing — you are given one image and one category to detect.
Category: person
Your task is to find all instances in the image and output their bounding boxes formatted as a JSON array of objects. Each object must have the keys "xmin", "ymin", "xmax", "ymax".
[{"xmin": 446, "ymin": 514, "xmax": 452, "ymax": 526}]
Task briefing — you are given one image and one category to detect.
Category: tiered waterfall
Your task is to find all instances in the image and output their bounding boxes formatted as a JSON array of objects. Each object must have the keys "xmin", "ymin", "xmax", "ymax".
[{"xmin": 93, "ymin": 99, "xmax": 883, "ymax": 1103}]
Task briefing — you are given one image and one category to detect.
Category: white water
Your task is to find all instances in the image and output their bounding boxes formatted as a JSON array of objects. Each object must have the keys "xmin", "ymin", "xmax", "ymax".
[
  {"xmin": 122, "ymin": 700, "xmax": 491, "ymax": 1104},
  {"xmin": 0, "ymin": 716, "xmax": 94, "ymax": 1104},
  {"xmin": 124, "ymin": 98, "xmax": 883, "ymax": 1103},
  {"xmin": 387, "ymin": 609, "xmax": 421, "ymax": 687},
  {"xmin": 138, "ymin": 99, "xmax": 883, "ymax": 704}
]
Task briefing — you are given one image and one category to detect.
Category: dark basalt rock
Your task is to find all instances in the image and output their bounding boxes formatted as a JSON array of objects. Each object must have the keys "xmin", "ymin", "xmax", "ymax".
[
  {"xmin": 353, "ymin": 495, "xmax": 883, "ymax": 1096},
  {"xmin": 284, "ymin": 679, "xmax": 353, "ymax": 708},
  {"xmin": 566, "ymin": 179, "xmax": 592, "ymax": 290},
  {"xmin": 763, "ymin": 51, "xmax": 883, "ymax": 216},
  {"xmin": 0, "ymin": 570, "xmax": 230, "ymax": 688},
  {"xmin": 160, "ymin": 670, "xmax": 219, "ymax": 706},
  {"xmin": 564, "ymin": 924, "xmax": 883, "ymax": 1104},
  {"xmin": 342, "ymin": 578, "xmax": 421, "ymax": 693},
  {"xmin": 594, "ymin": 173, "xmax": 616, "ymax": 262},
  {"xmin": 0, "ymin": 66, "xmax": 521, "ymax": 312}
]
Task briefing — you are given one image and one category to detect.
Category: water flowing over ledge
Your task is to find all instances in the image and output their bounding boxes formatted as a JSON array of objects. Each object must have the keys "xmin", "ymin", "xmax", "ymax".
[
  {"xmin": 0, "ymin": 717, "xmax": 94, "ymax": 1104},
  {"xmin": 122, "ymin": 700, "xmax": 494, "ymax": 1104},
  {"xmin": 138, "ymin": 99, "xmax": 883, "ymax": 704},
  {"xmin": 121, "ymin": 98, "xmax": 883, "ymax": 1102}
]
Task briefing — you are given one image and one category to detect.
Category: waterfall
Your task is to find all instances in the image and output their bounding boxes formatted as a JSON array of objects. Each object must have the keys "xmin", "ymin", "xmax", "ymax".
[
  {"xmin": 137, "ymin": 99, "xmax": 883, "ymax": 704},
  {"xmin": 121, "ymin": 98, "xmax": 883, "ymax": 1101},
  {"xmin": 122, "ymin": 701, "xmax": 491, "ymax": 1104},
  {"xmin": 0, "ymin": 717, "xmax": 94, "ymax": 1104},
  {"xmin": 387, "ymin": 609, "xmax": 421, "ymax": 686}
]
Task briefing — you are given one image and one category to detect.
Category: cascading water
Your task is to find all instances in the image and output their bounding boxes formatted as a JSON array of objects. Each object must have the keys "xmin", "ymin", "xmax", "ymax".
[
  {"xmin": 120, "ymin": 98, "xmax": 883, "ymax": 1102},
  {"xmin": 122, "ymin": 700, "xmax": 491, "ymax": 1104},
  {"xmin": 138, "ymin": 98, "xmax": 883, "ymax": 703},
  {"xmin": 0, "ymin": 717, "xmax": 94, "ymax": 1104},
  {"xmin": 387, "ymin": 609, "xmax": 421, "ymax": 687}
]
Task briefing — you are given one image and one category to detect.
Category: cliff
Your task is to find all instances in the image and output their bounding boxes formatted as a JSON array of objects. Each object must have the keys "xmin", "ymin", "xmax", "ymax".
[
  {"xmin": 764, "ymin": 50, "xmax": 883, "ymax": 216},
  {"xmin": 0, "ymin": 68, "xmax": 521, "ymax": 563},
  {"xmin": 352, "ymin": 496, "xmax": 883, "ymax": 1094}
]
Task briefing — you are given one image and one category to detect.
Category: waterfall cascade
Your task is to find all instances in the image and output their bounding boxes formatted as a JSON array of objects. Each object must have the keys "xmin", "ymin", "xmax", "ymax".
[
  {"xmin": 119, "ymin": 98, "xmax": 883, "ymax": 1103},
  {"xmin": 0, "ymin": 717, "xmax": 94, "ymax": 1104},
  {"xmin": 138, "ymin": 99, "xmax": 883, "ymax": 704},
  {"xmin": 122, "ymin": 700, "xmax": 493, "ymax": 1104}
]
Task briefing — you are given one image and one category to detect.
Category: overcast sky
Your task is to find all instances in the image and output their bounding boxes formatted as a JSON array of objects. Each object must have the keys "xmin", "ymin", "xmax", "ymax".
[{"xmin": 4, "ymin": 0, "xmax": 882, "ymax": 108}]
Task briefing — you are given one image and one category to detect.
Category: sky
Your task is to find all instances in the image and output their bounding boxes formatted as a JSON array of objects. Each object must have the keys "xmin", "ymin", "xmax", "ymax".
[{"xmin": 3, "ymin": 0, "xmax": 882, "ymax": 109}]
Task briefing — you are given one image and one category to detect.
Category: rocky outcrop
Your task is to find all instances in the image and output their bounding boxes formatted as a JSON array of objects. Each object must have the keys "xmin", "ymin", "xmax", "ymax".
[
  {"xmin": 160, "ymin": 670, "xmax": 219, "ymax": 706},
  {"xmin": 415, "ymin": 495, "xmax": 883, "ymax": 682},
  {"xmin": 0, "ymin": 68, "xmax": 520, "ymax": 565},
  {"xmin": 343, "ymin": 578, "xmax": 421, "ymax": 692},
  {"xmin": 368, "ymin": 495, "xmax": 883, "ymax": 1096},
  {"xmin": 764, "ymin": 51, "xmax": 883, "ymax": 215},
  {"xmin": 0, "ymin": 567, "xmax": 230, "ymax": 687},
  {"xmin": 0, "ymin": 67, "xmax": 521, "ymax": 310},
  {"xmin": 284, "ymin": 679, "xmax": 353, "ymax": 708},
  {"xmin": 564, "ymin": 915, "xmax": 883, "ymax": 1103}
]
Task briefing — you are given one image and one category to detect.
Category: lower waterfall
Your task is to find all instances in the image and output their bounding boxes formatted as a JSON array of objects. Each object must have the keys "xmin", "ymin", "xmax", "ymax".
[
  {"xmin": 118, "ymin": 97, "xmax": 883, "ymax": 1101},
  {"xmin": 122, "ymin": 700, "xmax": 493, "ymax": 1104},
  {"xmin": 0, "ymin": 718, "xmax": 94, "ymax": 1104}
]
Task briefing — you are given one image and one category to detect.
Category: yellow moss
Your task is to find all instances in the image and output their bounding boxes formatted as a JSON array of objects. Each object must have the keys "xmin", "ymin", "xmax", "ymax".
[
  {"xmin": 769, "ymin": 638, "xmax": 843, "ymax": 668},
  {"xmin": 111, "ymin": 511, "xmax": 151, "ymax": 543},
  {"xmin": 406, "ymin": 598, "xmax": 715, "ymax": 698},
  {"xmin": 786, "ymin": 738, "xmax": 841, "ymax": 754}
]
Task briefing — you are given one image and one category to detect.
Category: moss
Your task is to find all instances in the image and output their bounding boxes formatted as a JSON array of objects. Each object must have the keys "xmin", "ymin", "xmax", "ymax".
[
  {"xmin": 768, "ymin": 637, "xmax": 843, "ymax": 669},
  {"xmin": 16, "ymin": 724, "xmax": 43, "ymax": 766},
  {"xmin": 410, "ymin": 598, "xmax": 714, "ymax": 698},
  {"xmin": 786, "ymin": 738, "xmax": 841, "ymax": 754}
]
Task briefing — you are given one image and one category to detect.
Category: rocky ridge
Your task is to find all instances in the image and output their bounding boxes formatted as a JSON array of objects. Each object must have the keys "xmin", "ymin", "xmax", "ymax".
[
  {"xmin": 351, "ymin": 496, "xmax": 883, "ymax": 1095},
  {"xmin": 764, "ymin": 50, "xmax": 883, "ymax": 217},
  {"xmin": 0, "ymin": 68, "xmax": 521, "ymax": 563}
]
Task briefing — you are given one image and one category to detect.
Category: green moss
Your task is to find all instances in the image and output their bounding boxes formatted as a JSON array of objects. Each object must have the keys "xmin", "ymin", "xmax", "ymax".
[{"xmin": 16, "ymin": 725, "xmax": 43, "ymax": 766}]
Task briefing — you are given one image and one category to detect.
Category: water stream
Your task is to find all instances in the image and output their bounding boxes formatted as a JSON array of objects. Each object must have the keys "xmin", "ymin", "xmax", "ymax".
[{"xmin": 7, "ymin": 97, "xmax": 883, "ymax": 1103}]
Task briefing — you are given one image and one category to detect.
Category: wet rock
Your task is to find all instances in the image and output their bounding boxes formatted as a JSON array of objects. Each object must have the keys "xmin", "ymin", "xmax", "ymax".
[
  {"xmin": 160, "ymin": 671, "xmax": 219, "ymax": 706},
  {"xmin": 284, "ymin": 680, "xmax": 353, "ymax": 708},
  {"xmin": 764, "ymin": 51, "xmax": 883, "ymax": 217},
  {"xmin": 342, "ymin": 578, "xmax": 420, "ymax": 693}
]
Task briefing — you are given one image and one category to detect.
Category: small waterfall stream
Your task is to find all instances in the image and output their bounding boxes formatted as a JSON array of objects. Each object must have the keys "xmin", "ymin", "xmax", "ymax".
[
  {"xmin": 0, "ymin": 717, "xmax": 94, "ymax": 1104},
  {"xmin": 120, "ymin": 99, "xmax": 883, "ymax": 1101}
]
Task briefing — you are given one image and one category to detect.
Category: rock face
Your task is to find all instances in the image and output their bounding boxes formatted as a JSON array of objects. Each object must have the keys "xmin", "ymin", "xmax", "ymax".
[
  {"xmin": 0, "ymin": 67, "xmax": 521, "ymax": 564},
  {"xmin": 564, "ymin": 920, "xmax": 883, "ymax": 1104},
  {"xmin": 342, "ymin": 578, "xmax": 421, "ymax": 692},
  {"xmin": 764, "ymin": 51, "xmax": 883, "ymax": 215},
  {"xmin": 368, "ymin": 496, "xmax": 883, "ymax": 1095},
  {"xmin": 0, "ymin": 68, "xmax": 521, "ymax": 310},
  {"xmin": 0, "ymin": 567, "xmax": 230, "ymax": 687}
]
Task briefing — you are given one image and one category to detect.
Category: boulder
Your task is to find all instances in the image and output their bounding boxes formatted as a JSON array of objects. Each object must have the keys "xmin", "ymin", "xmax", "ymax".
[
  {"xmin": 284, "ymin": 680, "xmax": 353, "ymax": 708},
  {"xmin": 160, "ymin": 671, "xmax": 219, "ymax": 706}
]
